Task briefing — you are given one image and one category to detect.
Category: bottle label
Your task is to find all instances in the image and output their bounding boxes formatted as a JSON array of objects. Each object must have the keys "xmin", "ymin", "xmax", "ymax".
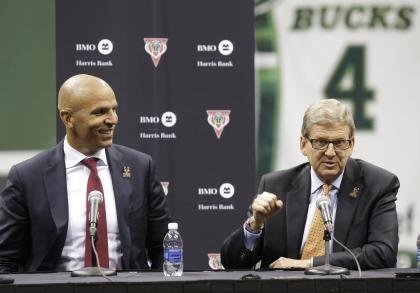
[
  {"xmin": 417, "ymin": 248, "xmax": 420, "ymax": 263},
  {"xmin": 164, "ymin": 249, "xmax": 183, "ymax": 263}
]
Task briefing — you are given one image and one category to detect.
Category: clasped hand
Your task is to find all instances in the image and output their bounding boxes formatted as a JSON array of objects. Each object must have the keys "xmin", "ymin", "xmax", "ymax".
[{"xmin": 269, "ymin": 257, "xmax": 311, "ymax": 269}]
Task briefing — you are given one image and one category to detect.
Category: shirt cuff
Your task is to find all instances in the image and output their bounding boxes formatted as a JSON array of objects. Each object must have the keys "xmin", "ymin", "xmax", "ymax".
[{"xmin": 243, "ymin": 223, "xmax": 262, "ymax": 251}]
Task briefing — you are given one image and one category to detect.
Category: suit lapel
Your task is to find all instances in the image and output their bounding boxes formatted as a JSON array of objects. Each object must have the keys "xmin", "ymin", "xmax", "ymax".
[
  {"xmin": 106, "ymin": 146, "xmax": 133, "ymax": 268},
  {"xmin": 44, "ymin": 142, "xmax": 68, "ymax": 233},
  {"xmin": 286, "ymin": 165, "xmax": 311, "ymax": 258},
  {"xmin": 333, "ymin": 158, "xmax": 363, "ymax": 251}
]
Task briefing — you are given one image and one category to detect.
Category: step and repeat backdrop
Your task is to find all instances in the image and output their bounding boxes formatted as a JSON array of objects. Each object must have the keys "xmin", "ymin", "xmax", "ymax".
[
  {"xmin": 272, "ymin": 0, "xmax": 420, "ymax": 265},
  {"xmin": 56, "ymin": 0, "xmax": 255, "ymax": 270}
]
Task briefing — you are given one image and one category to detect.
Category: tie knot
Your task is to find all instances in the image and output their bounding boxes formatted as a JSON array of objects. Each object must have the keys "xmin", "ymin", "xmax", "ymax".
[
  {"xmin": 322, "ymin": 184, "xmax": 332, "ymax": 196},
  {"xmin": 82, "ymin": 157, "xmax": 98, "ymax": 172}
]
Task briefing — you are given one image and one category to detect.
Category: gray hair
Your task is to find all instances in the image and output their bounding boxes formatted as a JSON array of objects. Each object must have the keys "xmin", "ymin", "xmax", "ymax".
[{"xmin": 301, "ymin": 99, "xmax": 355, "ymax": 138}]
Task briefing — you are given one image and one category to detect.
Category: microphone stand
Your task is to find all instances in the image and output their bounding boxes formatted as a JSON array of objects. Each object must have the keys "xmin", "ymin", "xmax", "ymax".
[
  {"xmin": 304, "ymin": 228, "xmax": 350, "ymax": 275},
  {"xmin": 71, "ymin": 230, "xmax": 117, "ymax": 277}
]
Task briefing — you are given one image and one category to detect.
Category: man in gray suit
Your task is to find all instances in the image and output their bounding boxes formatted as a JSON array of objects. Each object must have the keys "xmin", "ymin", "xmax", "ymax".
[
  {"xmin": 0, "ymin": 74, "xmax": 171, "ymax": 272},
  {"xmin": 221, "ymin": 99, "xmax": 399, "ymax": 270}
]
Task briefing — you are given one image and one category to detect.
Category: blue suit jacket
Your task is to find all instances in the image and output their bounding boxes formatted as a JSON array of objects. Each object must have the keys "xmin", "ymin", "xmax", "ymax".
[
  {"xmin": 0, "ymin": 141, "xmax": 171, "ymax": 272},
  {"xmin": 221, "ymin": 158, "xmax": 400, "ymax": 270}
]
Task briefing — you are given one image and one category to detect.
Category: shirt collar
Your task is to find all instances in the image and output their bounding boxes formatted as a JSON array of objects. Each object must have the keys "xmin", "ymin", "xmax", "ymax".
[
  {"xmin": 63, "ymin": 136, "xmax": 108, "ymax": 168},
  {"xmin": 310, "ymin": 167, "xmax": 344, "ymax": 194}
]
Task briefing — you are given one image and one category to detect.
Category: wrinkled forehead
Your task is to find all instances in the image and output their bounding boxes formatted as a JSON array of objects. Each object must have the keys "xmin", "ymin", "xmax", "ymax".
[{"xmin": 306, "ymin": 122, "xmax": 352, "ymax": 138}]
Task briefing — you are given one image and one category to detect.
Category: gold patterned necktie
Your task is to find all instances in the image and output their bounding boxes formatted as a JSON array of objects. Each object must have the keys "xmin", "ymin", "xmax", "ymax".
[{"xmin": 301, "ymin": 184, "xmax": 332, "ymax": 260}]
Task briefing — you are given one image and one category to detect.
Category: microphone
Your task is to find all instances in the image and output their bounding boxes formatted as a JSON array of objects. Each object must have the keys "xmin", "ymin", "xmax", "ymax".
[
  {"xmin": 88, "ymin": 190, "xmax": 103, "ymax": 237},
  {"xmin": 316, "ymin": 196, "xmax": 333, "ymax": 232},
  {"xmin": 72, "ymin": 190, "xmax": 117, "ymax": 277},
  {"xmin": 305, "ymin": 196, "xmax": 351, "ymax": 276}
]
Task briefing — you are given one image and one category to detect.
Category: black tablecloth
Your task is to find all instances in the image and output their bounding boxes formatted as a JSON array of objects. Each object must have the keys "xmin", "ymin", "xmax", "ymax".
[{"xmin": 0, "ymin": 269, "xmax": 419, "ymax": 293}]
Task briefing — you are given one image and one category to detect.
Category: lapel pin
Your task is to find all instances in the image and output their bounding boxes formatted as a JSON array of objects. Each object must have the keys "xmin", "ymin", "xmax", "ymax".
[
  {"xmin": 349, "ymin": 187, "xmax": 360, "ymax": 198},
  {"xmin": 160, "ymin": 181, "xmax": 169, "ymax": 196},
  {"xmin": 122, "ymin": 166, "xmax": 131, "ymax": 178}
]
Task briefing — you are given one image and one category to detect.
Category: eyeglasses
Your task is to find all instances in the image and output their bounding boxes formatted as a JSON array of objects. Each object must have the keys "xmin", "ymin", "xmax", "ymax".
[{"xmin": 306, "ymin": 137, "xmax": 352, "ymax": 150}]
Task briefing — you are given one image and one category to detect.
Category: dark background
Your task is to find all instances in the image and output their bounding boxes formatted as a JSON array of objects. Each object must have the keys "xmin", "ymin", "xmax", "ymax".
[{"xmin": 56, "ymin": 0, "xmax": 255, "ymax": 270}]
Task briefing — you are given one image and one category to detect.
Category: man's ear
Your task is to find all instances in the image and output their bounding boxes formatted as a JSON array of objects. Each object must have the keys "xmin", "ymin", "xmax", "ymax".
[
  {"xmin": 300, "ymin": 136, "xmax": 308, "ymax": 156},
  {"xmin": 59, "ymin": 109, "xmax": 73, "ymax": 128}
]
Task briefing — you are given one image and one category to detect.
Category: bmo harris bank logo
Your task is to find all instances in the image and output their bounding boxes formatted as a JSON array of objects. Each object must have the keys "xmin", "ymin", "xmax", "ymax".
[
  {"xmin": 198, "ymin": 183, "xmax": 235, "ymax": 199},
  {"xmin": 76, "ymin": 39, "xmax": 113, "ymax": 55},
  {"xmin": 198, "ymin": 183, "xmax": 235, "ymax": 211},
  {"xmin": 139, "ymin": 111, "xmax": 177, "ymax": 140},
  {"xmin": 75, "ymin": 39, "xmax": 113, "ymax": 67},
  {"xmin": 197, "ymin": 40, "xmax": 234, "ymax": 68},
  {"xmin": 197, "ymin": 40, "xmax": 234, "ymax": 56},
  {"xmin": 139, "ymin": 112, "xmax": 176, "ymax": 127}
]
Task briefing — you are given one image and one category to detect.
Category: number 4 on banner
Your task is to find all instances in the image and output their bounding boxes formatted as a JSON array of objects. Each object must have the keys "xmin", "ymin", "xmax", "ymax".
[{"xmin": 324, "ymin": 46, "xmax": 374, "ymax": 130}]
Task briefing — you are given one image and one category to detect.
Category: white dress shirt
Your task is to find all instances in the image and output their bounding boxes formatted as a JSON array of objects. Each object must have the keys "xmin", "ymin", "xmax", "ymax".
[
  {"xmin": 244, "ymin": 168, "xmax": 343, "ymax": 254},
  {"xmin": 57, "ymin": 137, "xmax": 122, "ymax": 271},
  {"xmin": 300, "ymin": 168, "xmax": 342, "ymax": 253}
]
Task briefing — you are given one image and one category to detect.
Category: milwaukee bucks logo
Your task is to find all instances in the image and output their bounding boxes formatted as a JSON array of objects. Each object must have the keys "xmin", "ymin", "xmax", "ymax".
[
  {"xmin": 206, "ymin": 110, "xmax": 231, "ymax": 139},
  {"xmin": 207, "ymin": 253, "xmax": 225, "ymax": 270},
  {"xmin": 144, "ymin": 38, "xmax": 168, "ymax": 67}
]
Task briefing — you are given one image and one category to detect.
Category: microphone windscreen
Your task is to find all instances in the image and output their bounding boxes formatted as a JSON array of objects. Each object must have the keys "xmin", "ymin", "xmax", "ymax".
[
  {"xmin": 88, "ymin": 190, "xmax": 103, "ymax": 202},
  {"xmin": 316, "ymin": 196, "xmax": 330, "ymax": 209}
]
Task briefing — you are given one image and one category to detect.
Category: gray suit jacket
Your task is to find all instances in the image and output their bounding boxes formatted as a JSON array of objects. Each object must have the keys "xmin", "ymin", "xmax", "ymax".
[
  {"xmin": 221, "ymin": 158, "xmax": 399, "ymax": 270},
  {"xmin": 0, "ymin": 141, "xmax": 171, "ymax": 272}
]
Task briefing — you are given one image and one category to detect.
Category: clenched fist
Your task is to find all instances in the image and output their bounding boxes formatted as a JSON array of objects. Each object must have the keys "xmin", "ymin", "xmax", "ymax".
[{"xmin": 249, "ymin": 192, "xmax": 283, "ymax": 229}]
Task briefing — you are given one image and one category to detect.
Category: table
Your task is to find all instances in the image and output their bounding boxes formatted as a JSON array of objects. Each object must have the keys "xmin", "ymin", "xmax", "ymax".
[{"xmin": 0, "ymin": 269, "xmax": 419, "ymax": 293}]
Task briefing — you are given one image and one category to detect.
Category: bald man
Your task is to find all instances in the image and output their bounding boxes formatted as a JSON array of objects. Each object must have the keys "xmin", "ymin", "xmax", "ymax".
[{"xmin": 0, "ymin": 74, "xmax": 172, "ymax": 272}]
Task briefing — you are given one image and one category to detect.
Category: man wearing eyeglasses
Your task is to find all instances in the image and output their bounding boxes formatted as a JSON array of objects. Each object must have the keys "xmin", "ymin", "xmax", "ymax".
[{"xmin": 221, "ymin": 99, "xmax": 399, "ymax": 270}]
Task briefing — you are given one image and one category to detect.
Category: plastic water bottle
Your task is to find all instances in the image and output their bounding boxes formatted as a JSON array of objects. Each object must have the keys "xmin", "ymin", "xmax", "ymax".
[
  {"xmin": 163, "ymin": 222, "xmax": 183, "ymax": 276},
  {"xmin": 417, "ymin": 233, "xmax": 420, "ymax": 270}
]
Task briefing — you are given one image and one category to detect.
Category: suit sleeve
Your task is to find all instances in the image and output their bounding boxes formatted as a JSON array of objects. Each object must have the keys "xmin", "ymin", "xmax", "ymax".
[
  {"xmin": 220, "ymin": 175, "xmax": 267, "ymax": 269},
  {"xmin": 313, "ymin": 174, "xmax": 400, "ymax": 269},
  {"xmin": 0, "ymin": 166, "xmax": 30, "ymax": 272},
  {"xmin": 145, "ymin": 157, "xmax": 172, "ymax": 269}
]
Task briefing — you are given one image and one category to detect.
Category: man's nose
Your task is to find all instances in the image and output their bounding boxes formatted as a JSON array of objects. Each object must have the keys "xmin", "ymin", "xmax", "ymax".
[
  {"xmin": 324, "ymin": 143, "xmax": 336, "ymax": 157},
  {"xmin": 105, "ymin": 110, "xmax": 118, "ymax": 125}
]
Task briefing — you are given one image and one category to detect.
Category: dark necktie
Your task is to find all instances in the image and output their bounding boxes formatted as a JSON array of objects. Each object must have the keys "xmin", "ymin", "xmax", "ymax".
[{"xmin": 82, "ymin": 158, "xmax": 109, "ymax": 268}]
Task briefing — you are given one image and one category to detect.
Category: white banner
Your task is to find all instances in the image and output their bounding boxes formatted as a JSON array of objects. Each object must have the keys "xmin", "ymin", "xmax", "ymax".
[{"xmin": 274, "ymin": 0, "xmax": 420, "ymax": 265}]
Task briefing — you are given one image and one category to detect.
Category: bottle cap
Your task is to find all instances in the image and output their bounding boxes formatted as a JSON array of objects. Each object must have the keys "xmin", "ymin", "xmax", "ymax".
[{"xmin": 168, "ymin": 222, "xmax": 178, "ymax": 230}]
